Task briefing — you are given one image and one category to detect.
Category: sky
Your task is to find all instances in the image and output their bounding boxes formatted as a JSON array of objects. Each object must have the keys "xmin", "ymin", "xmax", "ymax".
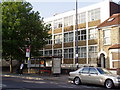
[{"xmin": 26, "ymin": 0, "xmax": 120, "ymax": 18}]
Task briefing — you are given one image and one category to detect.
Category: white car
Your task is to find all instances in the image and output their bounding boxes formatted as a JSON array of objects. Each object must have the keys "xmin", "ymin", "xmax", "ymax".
[{"xmin": 69, "ymin": 66, "xmax": 120, "ymax": 89}]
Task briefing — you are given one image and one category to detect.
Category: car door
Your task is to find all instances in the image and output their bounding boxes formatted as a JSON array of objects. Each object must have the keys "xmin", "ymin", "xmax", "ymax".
[
  {"xmin": 88, "ymin": 67, "xmax": 101, "ymax": 85},
  {"xmin": 79, "ymin": 67, "xmax": 89, "ymax": 84}
]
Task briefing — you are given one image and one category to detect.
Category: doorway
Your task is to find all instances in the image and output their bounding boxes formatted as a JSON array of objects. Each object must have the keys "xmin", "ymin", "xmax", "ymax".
[{"xmin": 99, "ymin": 53, "xmax": 106, "ymax": 68}]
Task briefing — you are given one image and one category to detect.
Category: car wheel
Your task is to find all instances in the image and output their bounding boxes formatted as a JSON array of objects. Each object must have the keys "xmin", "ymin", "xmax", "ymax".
[
  {"xmin": 105, "ymin": 79, "xmax": 114, "ymax": 89},
  {"xmin": 74, "ymin": 77, "xmax": 81, "ymax": 85}
]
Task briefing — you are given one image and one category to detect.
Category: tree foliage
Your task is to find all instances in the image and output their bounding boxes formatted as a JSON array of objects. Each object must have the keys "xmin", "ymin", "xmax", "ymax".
[{"xmin": 2, "ymin": 1, "xmax": 51, "ymax": 61}]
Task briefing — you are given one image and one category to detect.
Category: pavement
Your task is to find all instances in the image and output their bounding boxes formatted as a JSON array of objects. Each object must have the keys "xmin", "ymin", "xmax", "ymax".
[{"xmin": 1, "ymin": 72, "xmax": 69, "ymax": 82}]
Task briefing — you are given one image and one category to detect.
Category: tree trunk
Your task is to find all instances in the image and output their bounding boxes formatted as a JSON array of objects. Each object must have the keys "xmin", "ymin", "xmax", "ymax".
[{"xmin": 10, "ymin": 58, "xmax": 13, "ymax": 73}]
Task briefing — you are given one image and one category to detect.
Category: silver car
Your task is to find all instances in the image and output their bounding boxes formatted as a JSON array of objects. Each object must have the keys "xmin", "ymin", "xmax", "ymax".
[{"xmin": 69, "ymin": 66, "xmax": 120, "ymax": 89}]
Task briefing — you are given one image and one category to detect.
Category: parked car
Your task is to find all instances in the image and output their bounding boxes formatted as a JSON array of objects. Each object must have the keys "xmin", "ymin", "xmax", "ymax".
[{"xmin": 69, "ymin": 66, "xmax": 120, "ymax": 89}]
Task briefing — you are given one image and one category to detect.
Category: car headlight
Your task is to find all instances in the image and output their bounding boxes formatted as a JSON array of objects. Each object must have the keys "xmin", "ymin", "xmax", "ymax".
[{"xmin": 117, "ymin": 77, "xmax": 120, "ymax": 82}]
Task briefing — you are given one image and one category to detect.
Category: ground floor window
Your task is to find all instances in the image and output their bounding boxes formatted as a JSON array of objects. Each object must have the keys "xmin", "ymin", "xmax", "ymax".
[
  {"xmin": 54, "ymin": 49, "xmax": 62, "ymax": 56},
  {"xmin": 78, "ymin": 46, "xmax": 86, "ymax": 58},
  {"xmin": 111, "ymin": 52, "xmax": 120, "ymax": 68},
  {"xmin": 89, "ymin": 46, "xmax": 97, "ymax": 58},
  {"xmin": 44, "ymin": 50, "xmax": 52, "ymax": 56},
  {"xmin": 64, "ymin": 48, "xmax": 73, "ymax": 59},
  {"xmin": 78, "ymin": 45, "xmax": 97, "ymax": 58}
]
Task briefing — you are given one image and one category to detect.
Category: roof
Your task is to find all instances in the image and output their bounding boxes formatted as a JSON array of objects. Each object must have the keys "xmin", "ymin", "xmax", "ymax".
[
  {"xmin": 109, "ymin": 44, "xmax": 120, "ymax": 50},
  {"xmin": 97, "ymin": 13, "xmax": 120, "ymax": 28}
]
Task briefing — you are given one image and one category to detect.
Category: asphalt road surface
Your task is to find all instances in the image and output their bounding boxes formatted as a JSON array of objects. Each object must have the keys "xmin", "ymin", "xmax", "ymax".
[{"xmin": 1, "ymin": 76, "xmax": 120, "ymax": 90}]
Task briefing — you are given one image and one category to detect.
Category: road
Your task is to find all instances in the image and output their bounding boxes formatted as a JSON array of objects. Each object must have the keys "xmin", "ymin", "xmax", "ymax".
[{"xmin": 1, "ymin": 76, "xmax": 120, "ymax": 90}]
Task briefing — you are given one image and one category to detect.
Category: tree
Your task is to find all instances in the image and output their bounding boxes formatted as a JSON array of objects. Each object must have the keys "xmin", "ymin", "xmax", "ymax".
[{"xmin": 2, "ymin": 1, "xmax": 51, "ymax": 73}]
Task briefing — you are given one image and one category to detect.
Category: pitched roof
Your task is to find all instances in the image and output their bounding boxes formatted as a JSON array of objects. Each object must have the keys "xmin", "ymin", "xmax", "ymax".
[
  {"xmin": 109, "ymin": 44, "xmax": 120, "ymax": 50},
  {"xmin": 97, "ymin": 13, "xmax": 120, "ymax": 28}
]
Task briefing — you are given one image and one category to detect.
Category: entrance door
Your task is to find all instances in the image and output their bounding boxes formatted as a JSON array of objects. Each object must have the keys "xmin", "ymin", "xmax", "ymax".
[{"xmin": 100, "ymin": 53, "xmax": 105, "ymax": 68}]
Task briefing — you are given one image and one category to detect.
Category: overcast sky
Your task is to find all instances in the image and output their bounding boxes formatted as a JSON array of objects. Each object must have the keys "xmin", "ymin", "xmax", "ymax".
[{"xmin": 26, "ymin": 0, "xmax": 120, "ymax": 18}]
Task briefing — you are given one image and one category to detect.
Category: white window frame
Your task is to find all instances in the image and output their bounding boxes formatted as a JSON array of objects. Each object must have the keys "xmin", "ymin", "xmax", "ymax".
[
  {"xmin": 78, "ymin": 46, "xmax": 86, "ymax": 58},
  {"xmin": 103, "ymin": 29, "xmax": 111, "ymax": 45},
  {"xmin": 54, "ymin": 18, "xmax": 62, "ymax": 29},
  {"xmin": 88, "ymin": 45, "xmax": 98, "ymax": 58},
  {"xmin": 64, "ymin": 15, "xmax": 73, "ymax": 27},
  {"xmin": 88, "ymin": 8, "xmax": 100, "ymax": 22},
  {"xmin": 54, "ymin": 49, "xmax": 62, "ymax": 56},
  {"xmin": 78, "ymin": 29, "xmax": 86, "ymax": 41},
  {"xmin": 47, "ymin": 39, "xmax": 52, "ymax": 45},
  {"xmin": 78, "ymin": 12, "xmax": 86, "ymax": 24},
  {"xmin": 64, "ymin": 31, "xmax": 73, "ymax": 43},
  {"xmin": 44, "ymin": 50, "xmax": 52, "ymax": 56},
  {"xmin": 89, "ymin": 28, "xmax": 98, "ymax": 40},
  {"xmin": 54, "ymin": 34, "xmax": 62, "ymax": 44},
  {"xmin": 64, "ymin": 48, "xmax": 73, "ymax": 59}
]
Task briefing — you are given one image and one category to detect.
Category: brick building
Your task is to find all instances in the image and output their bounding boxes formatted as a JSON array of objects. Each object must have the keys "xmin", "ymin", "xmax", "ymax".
[{"xmin": 97, "ymin": 13, "xmax": 120, "ymax": 69}]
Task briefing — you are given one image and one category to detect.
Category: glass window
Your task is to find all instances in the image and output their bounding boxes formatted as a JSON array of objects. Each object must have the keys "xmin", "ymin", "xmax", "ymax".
[
  {"xmin": 45, "ymin": 50, "xmax": 52, "ymax": 56},
  {"xmin": 78, "ymin": 12, "xmax": 86, "ymax": 24},
  {"xmin": 54, "ymin": 19, "xmax": 62, "ymax": 29},
  {"xmin": 81, "ymin": 47, "xmax": 86, "ymax": 58},
  {"xmin": 64, "ymin": 48, "xmax": 73, "ymax": 59},
  {"xmin": 89, "ymin": 46, "xmax": 97, "ymax": 58},
  {"xmin": 89, "ymin": 68, "xmax": 98, "ymax": 74},
  {"xmin": 69, "ymin": 32, "xmax": 73, "ymax": 42},
  {"xmin": 54, "ymin": 49, "xmax": 62, "ymax": 56},
  {"xmin": 64, "ymin": 33, "xmax": 69, "ymax": 43},
  {"xmin": 54, "ymin": 34, "xmax": 62, "ymax": 44},
  {"xmin": 89, "ymin": 28, "xmax": 97, "ymax": 39},
  {"xmin": 69, "ymin": 48, "xmax": 74, "ymax": 58},
  {"xmin": 82, "ymin": 67, "xmax": 89, "ymax": 74},
  {"xmin": 47, "ymin": 39, "xmax": 52, "ymax": 45},
  {"xmin": 78, "ymin": 46, "xmax": 86, "ymax": 58},
  {"xmin": 88, "ymin": 8, "xmax": 100, "ymax": 22},
  {"xmin": 97, "ymin": 68, "xmax": 112, "ymax": 74},
  {"xmin": 64, "ymin": 32, "xmax": 73, "ymax": 43},
  {"xmin": 78, "ymin": 29, "xmax": 86, "ymax": 41},
  {"xmin": 64, "ymin": 49, "xmax": 69, "ymax": 58},
  {"xmin": 64, "ymin": 15, "xmax": 73, "ymax": 27},
  {"xmin": 103, "ymin": 29, "xmax": 111, "ymax": 45}
]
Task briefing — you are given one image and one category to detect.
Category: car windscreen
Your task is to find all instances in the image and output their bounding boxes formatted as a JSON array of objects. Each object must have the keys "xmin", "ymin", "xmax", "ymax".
[{"xmin": 97, "ymin": 68, "xmax": 112, "ymax": 74}]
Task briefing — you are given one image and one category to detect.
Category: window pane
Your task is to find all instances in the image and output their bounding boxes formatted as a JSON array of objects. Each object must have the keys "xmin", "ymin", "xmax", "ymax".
[
  {"xmin": 64, "ymin": 16, "xmax": 73, "ymax": 27},
  {"xmin": 64, "ymin": 33, "xmax": 68, "ymax": 42},
  {"xmin": 82, "ymin": 67, "xmax": 89, "ymax": 74},
  {"xmin": 78, "ymin": 12, "xmax": 86, "ymax": 24},
  {"xmin": 54, "ymin": 19, "xmax": 62, "ymax": 29},
  {"xmin": 54, "ymin": 34, "xmax": 62, "ymax": 44},
  {"xmin": 104, "ymin": 30, "xmax": 110, "ymax": 44},
  {"xmin": 89, "ymin": 68, "xmax": 97, "ymax": 74},
  {"xmin": 69, "ymin": 32, "xmax": 73, "ymax": 42},
  {"xmin": 88, "ymin": 8, "xmax": 100, "ymax": 22}
]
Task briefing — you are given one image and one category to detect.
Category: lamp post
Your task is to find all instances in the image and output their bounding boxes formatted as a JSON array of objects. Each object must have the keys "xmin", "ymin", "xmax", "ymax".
[{"xmin": 75, "ymin": 0, "xmax": 79, "ymax": 69}]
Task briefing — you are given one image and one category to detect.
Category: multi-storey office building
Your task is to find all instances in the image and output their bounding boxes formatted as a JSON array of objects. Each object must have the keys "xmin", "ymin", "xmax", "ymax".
[{"xmin": 40, "ymin": 0, "xmax": 120, "ymax": 69}]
